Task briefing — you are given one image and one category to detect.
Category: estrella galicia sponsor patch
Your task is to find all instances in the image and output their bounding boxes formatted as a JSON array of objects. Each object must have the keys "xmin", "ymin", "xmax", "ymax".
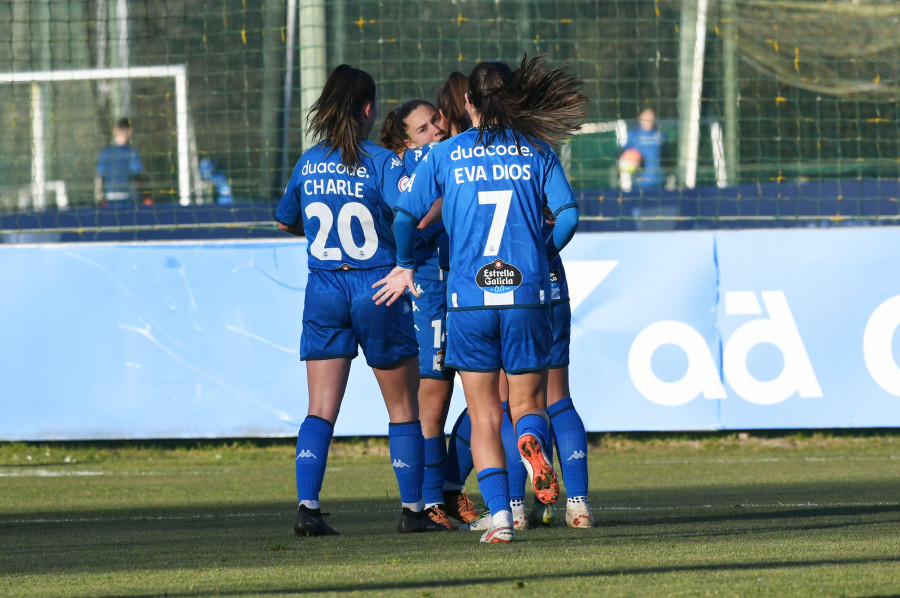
[{"xmin": 476, "ymin": 259, "xmax": 523, "ymax": 293}]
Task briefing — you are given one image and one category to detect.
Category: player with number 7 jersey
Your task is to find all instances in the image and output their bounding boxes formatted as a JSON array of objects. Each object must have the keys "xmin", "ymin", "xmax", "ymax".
[
  {"xmin": 396, "ymin": 130, "xmax": 576, "ymax": 311},
  {"xmin": 374, "ymin": 57, "xmax": 586, "ymax": 543}
]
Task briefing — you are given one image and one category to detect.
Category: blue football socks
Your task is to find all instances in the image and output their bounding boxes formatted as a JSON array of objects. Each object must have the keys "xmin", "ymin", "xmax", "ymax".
[
  {"xmin": 514, "ymin": 411, "xmax": 552, "ymax": 450},
  {"xmin": 423, "ymin": 434, "xmax": 447, "ymax": 507},
  {"xmin": 389, "ymin": 420, "xmax": 425, "ymax": 507},
  {"xmin": 444, "ymin": 409, "xmax": 474, "ymax": 490},
  {"xmin": 477, "ymin": 467, "xmax": 511, "ymax": 517},
  {"xmin": 501, "ymin": 401, "xmax": 528, "ymax": 502},
  {"xmin": 549, "ymin": 398, "xmax": 589, "ymax": 497},
  {"xmin": 295, "ymin": 416, "xmax": 334, "ymax": 505}
]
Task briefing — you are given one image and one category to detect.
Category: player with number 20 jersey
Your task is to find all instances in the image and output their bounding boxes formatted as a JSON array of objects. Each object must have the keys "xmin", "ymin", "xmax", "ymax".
[{"xmin": 276, "ymin": 138, "xmax": 414, "ymax": 366}]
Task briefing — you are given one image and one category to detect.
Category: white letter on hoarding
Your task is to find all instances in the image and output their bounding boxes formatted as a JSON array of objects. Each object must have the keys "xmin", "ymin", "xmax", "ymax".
[
  {"xmin": 629, "ymin": 320, "xmax": 726, "ymax": 406},
  {"xmin": 723, "ymin": 291, "xmax": 822, "ymax": 405},
  {"xmin": 863, "ymin": 294, "xmax": 900, "ymax": 396}
]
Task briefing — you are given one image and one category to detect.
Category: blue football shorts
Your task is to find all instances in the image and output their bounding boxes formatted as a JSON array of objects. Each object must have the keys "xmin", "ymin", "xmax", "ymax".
[
  {"xmin": 300, "ymin": 266, "xmax": 418, "ymax": 368},
  {"xmin": 445, "ymin": 307, "xmax": 552, "ymax": 374},
  {"xmin": 412, "ymin": 278, "xmax": 455, "ymax": 380},
  {"xmin": 550, "ymin": 300, "xmax": 571, "ymax": 369}
]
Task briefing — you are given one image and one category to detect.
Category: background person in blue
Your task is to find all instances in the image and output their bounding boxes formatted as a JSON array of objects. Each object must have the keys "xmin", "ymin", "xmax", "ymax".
[
  {"xmin": 95, "ymin": 117, "xmax": 145, "ymax": 206},
  {"xmin": 373, "ymin": 56, "xmax": 587, "ymax": 543},
  {"xmin": 275, "ymin": 65, "xmax": 443, "ymax": 537},
  {"xmin": 621, "ymin": 107, "xmax": 665, "ymax": 191}
]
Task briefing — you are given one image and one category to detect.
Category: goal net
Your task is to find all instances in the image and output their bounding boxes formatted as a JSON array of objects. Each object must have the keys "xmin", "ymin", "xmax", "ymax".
[{"xmin": 0, "ymin": 0, "xmax": 898, "ymax": 238}]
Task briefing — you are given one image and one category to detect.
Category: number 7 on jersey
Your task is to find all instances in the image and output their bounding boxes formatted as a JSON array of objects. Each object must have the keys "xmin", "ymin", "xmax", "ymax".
[{"xmin": 478, "ymin": 190, "xmax": 512, "ymax": 256}]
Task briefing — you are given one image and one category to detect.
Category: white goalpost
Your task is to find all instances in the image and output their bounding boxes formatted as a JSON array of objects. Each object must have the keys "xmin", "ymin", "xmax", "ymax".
[
  {"xmin": 560, "ymin": 118, "xmax": 727, "ymax": 192},
  {"xmin": 0, "ymin": 65, "xmax": 193, "ymax": 207}
]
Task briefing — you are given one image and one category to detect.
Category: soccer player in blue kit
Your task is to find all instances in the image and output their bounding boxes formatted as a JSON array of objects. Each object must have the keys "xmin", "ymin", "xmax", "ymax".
[
  {"xmin": 379, "ymin": 98, "xmax": 481, "ymax": 528},
  {"xmin": 276, "ymin": 65, "xmax": 444, "ymax": 537},
  {"xmin": 451, "ymin": 210, "xmax": 595, "ymax": 533},
  {"xmin": 502, "ymin": 215, "xmax": 595, "ymax": 530},
  {"xmin": 374, "ymin": 56, "xmax": 588, "ymax": 543}
]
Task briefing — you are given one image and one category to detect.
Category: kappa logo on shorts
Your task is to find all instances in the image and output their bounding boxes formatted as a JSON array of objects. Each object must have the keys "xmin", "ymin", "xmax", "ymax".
[
  {"xmin": 296, "ymin": 450, "xmax": 318, "ymax": 460},
  {"xmin": 566, "ymin": 450, "xmax": 586, "ymax": 461},
  {"xmin": 392, "ymin": 459, "xmax": 411, "ymax": 469},
  {"xmin": 476, "ymin": 259, "xmax": 523, "ymax": 294}
]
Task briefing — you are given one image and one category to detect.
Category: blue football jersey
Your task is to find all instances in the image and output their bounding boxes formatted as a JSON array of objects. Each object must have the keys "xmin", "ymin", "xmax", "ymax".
[
  {"xmin": 396, "ymin": 129, "xmax": 577, "ymax": 310},
  {"xmin": 277, "ymin": 139, "xmax": 406, "ymax": 270},
  {"xmin": 404, "ymin": 143, "xmax": 447, "ymax": 281},
  {"xmin": 542, "ymin": 220, "xmax": 569, "ymax": 303},
  {"xmin": 96, "ymin": 144, "xmax": 142, "ymax": 199},
  {"xmin": 548, "ymin": 255, "xmax": 569, "ymax": 304}
]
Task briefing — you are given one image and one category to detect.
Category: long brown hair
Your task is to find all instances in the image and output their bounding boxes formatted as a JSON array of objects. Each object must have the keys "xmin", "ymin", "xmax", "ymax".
[
  {"xmin": 467, "ymin": 55, "xmax": 588, "ymax": 148},
  {"xmin": 306, "ymin": 64, "xmax": 376, "ymax": 168},
  {"xmin": 437, "ymin": 71, "xmax": 471, "ymax": 137},
  {"xmin": 379, "ymin": 98, "xmax": 438, "ymax": 155}
]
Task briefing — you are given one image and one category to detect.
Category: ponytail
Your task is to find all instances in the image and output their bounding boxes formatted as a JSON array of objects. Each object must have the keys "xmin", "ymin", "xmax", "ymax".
[
  {"xmin": 468, "ymin": 55, "xmax": 588, "ymax": 148},
  {"xmin": 437, "ymin": 71, "xmax": 471, "ymax": 137},
  {"xmin": 379, "ymin": 108, "xmax": 406, "ymax": 154},
  {"xmin": 306, "ymin": 65, "xmax": 377, "ymax": 168}
]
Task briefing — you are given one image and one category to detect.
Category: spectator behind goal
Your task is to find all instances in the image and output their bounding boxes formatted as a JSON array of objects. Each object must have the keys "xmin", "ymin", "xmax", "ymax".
[{"xmin": 95, "ymin": 117, "xmax": 148, "ymax": 206}]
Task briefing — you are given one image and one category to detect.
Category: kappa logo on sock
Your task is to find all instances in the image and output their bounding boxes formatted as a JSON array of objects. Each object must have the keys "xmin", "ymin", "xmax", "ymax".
[
  {"xmin": 392, "ymin": 459, "xmax": 411, "ymax": 469},
  {"xmin": 296, "ymin": 450, "xmax": 318, "ymax": 460},
  {"xmin": 566, "ymin": 450, "xmax": 587, "ymax": 461}
]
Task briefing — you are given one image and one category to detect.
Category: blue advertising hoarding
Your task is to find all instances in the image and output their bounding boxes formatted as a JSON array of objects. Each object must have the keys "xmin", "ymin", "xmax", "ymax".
[{"xmin": 2, "ymin": 228, "xmax": 899, "ymax": 440}]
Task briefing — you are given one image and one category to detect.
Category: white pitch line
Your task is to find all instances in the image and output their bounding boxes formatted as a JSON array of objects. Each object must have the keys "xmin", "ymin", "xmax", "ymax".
[
  {"xmin": 0, "ymin": 470, "xmax": 106, "ymax": 477},
  {"xmin": 637, "ymin": 455, "xmax": 900, "ymax": 465},
  {"xmin": 595, "ymin": 501, "xmax": 900, "ymax": 511},
  {"xmin": 0, "ymin": 470, "xmax": 209, "ymax": 477},
  {"xmin": 3, "ymin": 512, "xmax": 288, "ymax": 525}
]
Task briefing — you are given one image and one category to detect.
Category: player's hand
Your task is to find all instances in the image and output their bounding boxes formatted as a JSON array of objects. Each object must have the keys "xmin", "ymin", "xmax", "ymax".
[
  {"xmin": 543, "ymin": 205, "xmax": 556, "ymax": 226},
  {"xmin": 372, "ymin": 266, "xmax": 419, "ymax": 305}
]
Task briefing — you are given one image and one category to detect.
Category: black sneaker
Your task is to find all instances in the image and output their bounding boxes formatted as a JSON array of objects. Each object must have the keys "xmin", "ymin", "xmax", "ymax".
[
  {"xmin": 293, "ymin": 504, "xmax": 339, "ymax": 537},
  {"xmin": 397, "ymin": 507, "xmax": 448, "ymax": 533}
]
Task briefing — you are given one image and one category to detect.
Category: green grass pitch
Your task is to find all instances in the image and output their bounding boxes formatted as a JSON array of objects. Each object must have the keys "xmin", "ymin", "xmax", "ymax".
[{"xmin": 1, "ymin": 433, "xmax": 898, "ymax": 597}]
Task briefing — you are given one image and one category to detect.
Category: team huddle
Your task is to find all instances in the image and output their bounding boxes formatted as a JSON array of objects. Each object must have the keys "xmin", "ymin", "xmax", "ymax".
[{"xmin": 276, "ymin": 56, "xmax": 592, "ymax": 544}]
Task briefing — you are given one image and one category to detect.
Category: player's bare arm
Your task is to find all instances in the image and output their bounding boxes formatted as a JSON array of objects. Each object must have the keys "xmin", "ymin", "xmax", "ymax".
[
  {"xmin": 417, "ymin": 197, "xmax": 444, "ymax": 229},
  {"xmin": 277, "ymin": 222, "xmax": 304, "ymax": 236},
  {"xmin": 372, "ymin": 266, "xmax": 419, "ymax": 305}
]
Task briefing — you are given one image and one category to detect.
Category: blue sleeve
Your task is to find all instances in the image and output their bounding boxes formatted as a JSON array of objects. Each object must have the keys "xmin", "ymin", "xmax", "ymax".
[
  {"xmin": 130, "ymin": 149, "xmax": 143, "ymax": 174},
  {"xmin": 96, "ymin": 149, "xmax": 107, "ymax": 176},
  {"xmin": 379, "ymin": 151, "xmax": 406, "ymax": 209},
  {"xmin": 393, "ymin": 211, "xmax": 417, "ymax": 269},
  {"xmin": 395, "ymin": 144, "xmax": 443, "ymax": 221},
  {"xmin": 275, "ymin": 165, "xmax": 303, "ymax": 228},
  {"xmin": 543, "ymin": 149, "xmax": 577, "ymax": 214},
  {"xmin": 545, "ymin": 205, "xmax": 578, "ymax": 261}
]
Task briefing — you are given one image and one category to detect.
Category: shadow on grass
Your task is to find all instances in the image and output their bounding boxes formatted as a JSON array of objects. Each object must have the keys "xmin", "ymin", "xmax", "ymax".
[
  {"xmin": 65, "ymin": 554, "xmax": 900, "ymax": 598},
  {"xmin": 2, "ymin": 478, "xmax": 899, "ymax": 580}
]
